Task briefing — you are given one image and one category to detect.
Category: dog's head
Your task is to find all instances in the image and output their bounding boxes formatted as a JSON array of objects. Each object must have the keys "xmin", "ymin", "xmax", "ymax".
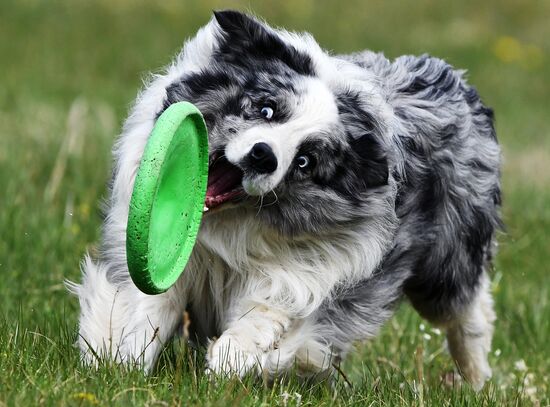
[{"xmin": 164, "ymin": 11, "xmax": 395, "ymax": 235}]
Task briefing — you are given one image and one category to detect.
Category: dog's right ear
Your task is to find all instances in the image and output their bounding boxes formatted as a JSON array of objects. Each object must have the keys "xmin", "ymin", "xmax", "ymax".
[
  {"xmin": 213, "ymin": 10, "xmax": 314, "ymax": 75},
  {"xmin": 350, "ymin": 133, "xmax": 389, "ymax": 188}
]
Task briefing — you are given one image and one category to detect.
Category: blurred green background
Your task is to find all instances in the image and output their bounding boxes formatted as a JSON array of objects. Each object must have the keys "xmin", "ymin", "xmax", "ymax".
[{"xmin": 0, "ymin": 0, "xmax": 548, "ymax": 405}]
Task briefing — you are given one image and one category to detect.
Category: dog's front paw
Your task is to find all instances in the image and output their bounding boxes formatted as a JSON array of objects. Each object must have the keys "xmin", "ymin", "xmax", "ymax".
[{"xmin": 206, "ymin": 334, "xmax": 264, "ymax": 377}]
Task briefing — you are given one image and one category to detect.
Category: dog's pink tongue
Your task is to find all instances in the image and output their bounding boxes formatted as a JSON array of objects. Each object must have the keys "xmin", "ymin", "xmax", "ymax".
[
  {"xmin": 205, "ymin": 157, "xmax": 243, "ymax": 208},
  {"xmin": 206, "ymin": 167, "xmax": 242, "ymax": 198}
]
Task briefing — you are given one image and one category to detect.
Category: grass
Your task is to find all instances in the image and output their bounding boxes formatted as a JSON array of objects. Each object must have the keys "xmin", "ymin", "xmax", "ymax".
[{"xmin": 0, "ymin": 0, "xmax": 549, "ymax": 405}]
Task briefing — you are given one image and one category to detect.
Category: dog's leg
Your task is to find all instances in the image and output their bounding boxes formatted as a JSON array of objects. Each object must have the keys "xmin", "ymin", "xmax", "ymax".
[
  {"xmin": 206, "ymin": 302, "xmax": 291, "ymax": 376},
  {"xmin": 262, "ymin": 318, "xmax": 335, "ymax": 379},
  {"xmin": 445, "ymin": 273, "xmax": 495, "ymax": 390},
  {"xmin": 70, "ymin": 256, "xmax": 186, "ymax": 371}
]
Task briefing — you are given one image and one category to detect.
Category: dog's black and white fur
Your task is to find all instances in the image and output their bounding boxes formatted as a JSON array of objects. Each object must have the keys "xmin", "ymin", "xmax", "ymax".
[{"xmin": 70, "ymin": 11, "xmax": 501, "ymax": 390}]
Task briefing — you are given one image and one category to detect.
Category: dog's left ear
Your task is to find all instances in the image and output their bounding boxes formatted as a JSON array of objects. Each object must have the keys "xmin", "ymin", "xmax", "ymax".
[
  {"xmin": 213, "ymin": 10, "xmax": 314, "ymax": 75},
  {"xmin": 350, "ymin": 133, "xmax": 389, "ymax": 188}
]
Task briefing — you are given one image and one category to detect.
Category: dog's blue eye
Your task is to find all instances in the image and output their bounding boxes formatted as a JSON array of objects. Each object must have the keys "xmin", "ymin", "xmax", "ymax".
[
  {"xmin": 296, "ymin": 155, "xmax": 310, "ymax": 169},
  {"xmin": 260, "ymin": 106, "xmax": 274, "ymax": 120}
]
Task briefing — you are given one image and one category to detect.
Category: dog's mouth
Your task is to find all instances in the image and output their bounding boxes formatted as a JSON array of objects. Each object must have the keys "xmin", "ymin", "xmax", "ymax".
[{"xmin": 205, "ymin": 153, "xmax": 244, "ymax": 211}]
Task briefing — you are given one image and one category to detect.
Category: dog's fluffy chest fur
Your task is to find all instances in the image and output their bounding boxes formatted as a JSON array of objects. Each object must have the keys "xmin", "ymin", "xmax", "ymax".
[{"xmin": 185, "ymin": 212, "xmax": 395, "ymax": 332}]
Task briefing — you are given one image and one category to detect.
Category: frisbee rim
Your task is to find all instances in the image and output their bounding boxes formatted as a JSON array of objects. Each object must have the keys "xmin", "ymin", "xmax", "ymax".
[{"xmin": 126, "ymin": 102, "xmax": 208, "ymax": 295}]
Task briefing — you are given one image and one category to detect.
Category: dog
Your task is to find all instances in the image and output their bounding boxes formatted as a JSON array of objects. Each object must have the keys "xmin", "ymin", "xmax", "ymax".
[{"xmin": 69, "ymin": 10, "xmax": 501, "ymax": 390}]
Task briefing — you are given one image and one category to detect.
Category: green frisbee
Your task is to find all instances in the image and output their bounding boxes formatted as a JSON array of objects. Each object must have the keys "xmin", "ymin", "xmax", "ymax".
[{"xmin": 126, "ymin": 102, "xmax": 209, "ymax": 295}]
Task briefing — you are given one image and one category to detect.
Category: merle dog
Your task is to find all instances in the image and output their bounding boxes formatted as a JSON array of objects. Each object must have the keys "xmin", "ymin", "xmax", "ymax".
[{"xmin": 70, "ymin": 11, "xmax": 501, "ymax": 390}]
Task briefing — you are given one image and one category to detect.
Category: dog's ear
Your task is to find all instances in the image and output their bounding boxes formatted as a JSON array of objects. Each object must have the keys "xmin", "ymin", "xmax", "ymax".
[
  {"xmin": 213, "ymin": 10, "xmax": 269, "ymax": 47},
  {"xmin": 213, "ymin": 10, "xmax": 314, "ymax": 75},
  {"xmin": 350, "ymin": 133, "xmax": 389, "ymax": 188}
]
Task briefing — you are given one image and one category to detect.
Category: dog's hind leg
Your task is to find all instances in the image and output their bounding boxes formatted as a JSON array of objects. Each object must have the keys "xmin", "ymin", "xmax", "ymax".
[
  {"xmin": 405, "ymin": 260, "xmax": 496, "ymax": 390},
  {"xmin": 444, "ymin": 273, "xmax": 495, "ymax": 391},
  {"xmin": 68, "ymin": 256, "xmax": 186, "ymax": 371}
]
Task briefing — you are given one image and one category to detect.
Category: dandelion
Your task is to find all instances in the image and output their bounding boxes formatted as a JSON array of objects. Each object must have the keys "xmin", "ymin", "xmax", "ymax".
[
  {"xmin": 72, "ymin": 393, "xmax": 99, "ymax": 404},
  {"xmin": 493, "ymin": 36, "xmax": 522, "ymax": 63},
  {"xmin": 493, "ymin": 36, "xmax": 544, "ymax": 71}
]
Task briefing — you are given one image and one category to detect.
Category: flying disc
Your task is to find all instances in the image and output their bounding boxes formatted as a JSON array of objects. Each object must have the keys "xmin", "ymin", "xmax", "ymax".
[{"xmin": 126, "ymin": 102, "xmax": 208, "ymax": 295}]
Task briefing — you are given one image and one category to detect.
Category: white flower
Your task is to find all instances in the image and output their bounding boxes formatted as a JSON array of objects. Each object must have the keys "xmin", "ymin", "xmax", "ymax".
[
  {"xmin": 281, "ymin": 392, "xmax": 290, "ymax": 406},
  {"xmin": 494, "ymin": 349, "xmax": 501, "ymax": 357},
  {"xmin": 514, "ymin": 359, "xmax": 527, "ymax": 372},
  {"xmin": 419, "ymin": 323, "xmax": 425, "ymax": 331},
  {"xmin": 423, "ymin": 333, "xmax": 431, "ymax": 341}
]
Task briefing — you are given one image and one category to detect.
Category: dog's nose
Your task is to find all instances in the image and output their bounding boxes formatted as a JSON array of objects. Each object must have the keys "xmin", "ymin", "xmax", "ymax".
[{"xmin": 248, "ymin": 142, "xmax": 277, "ymax": 174}]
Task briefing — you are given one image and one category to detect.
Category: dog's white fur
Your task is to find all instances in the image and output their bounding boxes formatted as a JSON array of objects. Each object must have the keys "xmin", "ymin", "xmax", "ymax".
[{"xmin": 445, "ymin": 274, "xmax": 496, "ymax": 391}]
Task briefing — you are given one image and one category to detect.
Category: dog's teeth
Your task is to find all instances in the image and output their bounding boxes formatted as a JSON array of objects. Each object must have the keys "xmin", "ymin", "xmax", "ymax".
[{"xmin": 203, "ymin": 206, "xmax": 209, "ymax": 212}]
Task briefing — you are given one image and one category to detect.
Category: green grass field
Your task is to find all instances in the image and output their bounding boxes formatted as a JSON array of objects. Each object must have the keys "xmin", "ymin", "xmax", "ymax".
[{"xmin": 1, "ymin": 0, "xmax": 549, "ymax": 405}]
